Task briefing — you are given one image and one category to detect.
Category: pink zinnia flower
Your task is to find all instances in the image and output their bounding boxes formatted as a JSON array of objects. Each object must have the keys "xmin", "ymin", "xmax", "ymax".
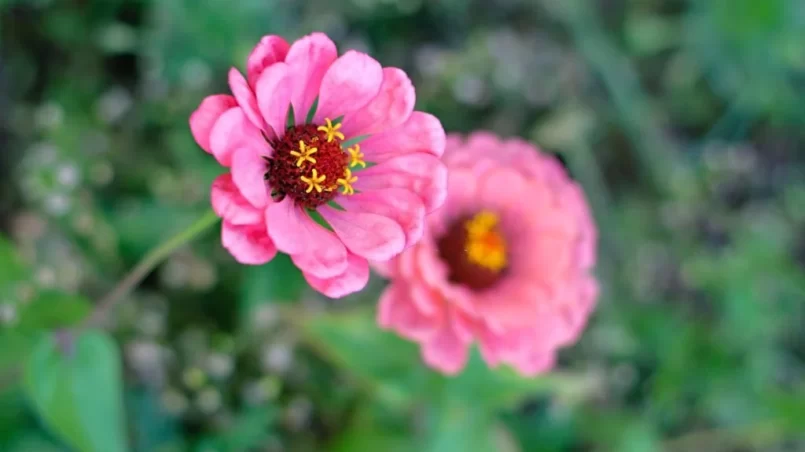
[
  {"xmin": 375, "ymin": 132, "xmax": 598, "ymax": 375},
  {"xmin": 190, "ymin": 33, "xmax": 447, "ymax": 298}
]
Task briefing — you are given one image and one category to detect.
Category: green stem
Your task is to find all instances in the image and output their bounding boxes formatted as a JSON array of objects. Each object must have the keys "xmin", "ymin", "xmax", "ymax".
[{"xmin": 84, "ymin": 209, "xmax": 220, "ymax": 328}]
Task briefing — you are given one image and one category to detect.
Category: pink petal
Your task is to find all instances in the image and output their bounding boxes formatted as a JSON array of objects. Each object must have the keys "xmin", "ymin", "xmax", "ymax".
[
  {"xmin": 303, "ymin": 253, "xmax": 369, "ymax": 298},
  {"xmin": 408, "ymin": 280, "xmax": 442, "ymax": 316},
  {"xmin": 476, "ymin": 321, "xmax": 559, "ymax": 375},
  {"xmin": 421, "ymin": 322, "xmax": 470, "ymax": 375},
  {"xmin": 529, "ymin": 234, "xmax": 574, "ymax": 284},
  {"xmin": 440, "ymin": 168, "xmax": 480, "ymax": 222},
  {"xmin": 475, "ymin": 282, "xmax": 547, "ymax": 330},
  {"xmin": 266, "ymin": 198, "xmax": 347, "ymax": 278},
  {"xmin": 314, "ymin": 51, "xmax": 383, "ymax": 124},
  {"xmin": 394, "ymin": 241, "xmax": 418, "ymax": 280},
  {"xmin": 221, "ymin": 221, "xmax": 277, "ymax": 265},
  {"xmin": 509, "ymin": 351, "xmax": 556, "ymax": 376},
  {"xmin": 555, "ymin": 277, "xmax": 599, "ymax": 346},
  {"xmin": 466, "ymin": 132, "xmax": 503, "ymax": 156},
  {"xmin": 477, "ymin": 166, "xmax": 531, "ymax": 211},
  {"xmin": 360, "ymin": 112, "xmax": 446, "ymax": 162},
  {"xmin": 353, "ymin": 152, "xmax": 448, "ymax": 213},
  {"xmin": 377, "ymin": 283, "xmax": 442, "ymax": 341},
  {"xmin": 209, "ymin": 107, "xmax": 267, "ymax": 167},
  {"xmin": 477, "ymin": 336, "xmax": 503, "ymax": 368},
  {"xmin": 444, "ymin": 134, "xmax": 464, "ymax": 156},
  {"xmin": 211, "ymin": 173, "xmax": 263, "ymax": 225},
  {"xmin": 285, "ymin": 32, "xmax": 337, "ymax": 124},
  {"xmin": 448, "ymin": 308, "xmax": 475, "ymax": 344},
  {"xmin": 247, "ymin": 35, "xmax": 290, "ymax": 88},
  {"xmin": 340, "ymin": 67, "xmax": 415, "ymax": 136},
  {"xmin": 319, "ymin": 207, "xmax": 405, "ymax": 261},
  {"xmin": 413, "ymin": 244, "xmax": 449, "ymax": 295},
  {"xmin": 255, "ymin": 62, "xmax": 293, "ymax": 138},
  {"xmin": 228, "ymin": 68, "xmax": 264, "ymax": 131},
  {"xmin": 230, "ymin": 147, "xmax": 269, "ymax": 208},
  {"xmin": 370, "ymin": 258, "xmax": 397, "ymax": 278},
  {"xmin": 335, "ymin": 188, "xmax": 425, "ymax": 248},
  {"xmin": 190, "ymin": 95, "xmax": 237, "ymax": 153}
]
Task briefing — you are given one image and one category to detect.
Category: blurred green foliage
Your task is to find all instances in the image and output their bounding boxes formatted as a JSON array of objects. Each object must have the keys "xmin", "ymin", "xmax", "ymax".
[{"xmin": 2, "ymin": 0, "xmax": 805, "ymax": 451}]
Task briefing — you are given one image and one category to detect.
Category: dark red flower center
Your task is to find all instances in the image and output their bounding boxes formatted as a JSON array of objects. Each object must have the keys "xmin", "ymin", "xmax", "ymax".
[
  {"xmin": 437, "ymin": 210, "xmax": 508, "ymax": 291},
  {"xmin": 265, "ymin": 123, "xmax": 351, "ymax": 209}
]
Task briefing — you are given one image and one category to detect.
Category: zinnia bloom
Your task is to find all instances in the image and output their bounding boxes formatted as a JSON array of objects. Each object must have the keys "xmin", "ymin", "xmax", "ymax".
[
  {"xmin": 190, "ymin": 33, "xmax": 447, "ymax": 298},
  {"xmin": 375, "ymin": 133, "xmax": 598, "ymax": 375}
]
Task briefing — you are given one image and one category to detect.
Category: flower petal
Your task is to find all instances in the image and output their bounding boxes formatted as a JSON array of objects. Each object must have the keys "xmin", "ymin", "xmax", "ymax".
[
  {"xmin": 303, "ymin": 253, "xmax": 369, "ymax": 298},
  {"xmin": 266, "ymin": 198, "xmax": 348, "ymax": 278},
  {"xmin": 285, "ymin": 32, "xmax": 337, "ymax": 124},
  {"xmin": 247, "ymin": 35, "xmax": 290, "ymax": 88},
  {"xmin": 476, "ymin": 323, "xmax": 558, "ymax": 376},
  {"xmin": 229, "ymin": 68, "xmax": 264, "ymax": 130},
  {"xmin": 437, "ymin": 167, "xmax": 480, "ymax": 227},
  {"xmin": 340, "ymin": 67, "xmax": 415, "ymax": 137},
  {"xmin": 377, "ymin": 283, "xmax": 442, "ymax": 341},
  {"xmin": 255, "ymin": 62, "xmax": 293, "ymax": 138},
  {"xmin": 360, "ymin": 112, "xmax": 446, "ymax": 162},
  {"xmin": 211, "ymin": 173, "xmax": 263, "ymax": 225},
  {"xmin": 421, "ymin": 322, "xmax": 469, "ymax": 375},
  {"xmin": 231, "ymin": 147, "xmax": 269, "ymax": 208},
  {"xmin": 335, "ymin": 188, "xmax": 425, "ymax": 248},
  {"xmin": 209, "ymin": 107, "xmax": 267, "ymax": 167},
  {"xmin": 319, "ymin": 206, "xmax": 406, "ymax": 261},
  {"xmin": 477, "ymin": 166, "xmax": 533, "ymax": 211},
  {"xmin": 511, "ymin": 352, "xmax": 556, "ymax": 376},
  {"xmin": 221, "ymin": 221, "xmax": 277, "ymax": 265},
  {"xmin": 314, "ymin": 51, "xmax": 383, "ymax": 124},
  {"xmin": 475, "ymin": 281, "xmax": 546, "ymax": 330},
  {"xmin": 190, "ymin": 95, "xmax": 237, "ymax": 153},
  {"xmin": 353, "ymin": 152, "xmax": 447, "ymax": 212}
]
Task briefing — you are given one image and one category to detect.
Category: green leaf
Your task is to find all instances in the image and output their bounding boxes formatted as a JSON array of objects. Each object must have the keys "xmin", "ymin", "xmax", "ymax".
[
  {"xmin": 307, "ymin": 209, "xmax": 334, "ymax": 231},
  {"xmin": 5, "ymin": 432, "xmax": 68, "ymax": 452},
  {"xmin": 330, "ymin": 402, "xmax": 414, "ymax": 452},
  {"xmin": 286, "ymin": 104, "xmax": 295, "ymax": 129},
  {"xmin": 0, "ymin": 235, "xmax": 27, "ymax": 285},
  {"xmin": 17, "ymin": 292, "xmax": 91, "ymax": 331},
  {"xmin": 423, "ymin": 397, "xmax": 499, "ymax": 452},
  {"xmin": 447, "ymin": 351, "xmax": 594, "ymax": 411},
  {"xmin": 306, "ymin": 98, "xmax": 319, "ymax": 124},
  {"xmin": 0, "ymin": 389, "xmax": 31, "ymax": 446},
  {"xmin": 341, "ymin": 135, "xmax": 370, "ymax": 148},
  {"xmin": 0, "ymin": 292, "xmax": 91, "ymax": 376},
  {"xmin": 127, "ymin": 389, "xmax": 183, "ymax": 452},
  {"xmin": 24, "ymin": 331, "xmax": 129, "ymax": 452},
  {"xmin": 215, "ymin": 406, "xmax": 277, "ymax": 451}
]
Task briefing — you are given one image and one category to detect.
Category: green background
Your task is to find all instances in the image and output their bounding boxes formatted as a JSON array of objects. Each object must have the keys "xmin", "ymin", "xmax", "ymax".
[{"xmin": 2, "ymin": 0, "xmax": 805, "ymax": 450}]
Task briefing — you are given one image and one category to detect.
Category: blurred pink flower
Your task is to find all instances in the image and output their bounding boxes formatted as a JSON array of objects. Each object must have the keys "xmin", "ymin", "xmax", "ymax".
[
  {"xmin": 376, "ymin": 132, "xmax": 598, "ymax": 375},
  {"xmin": 190, "ymin": 33, "xmax": 447, "ymax": 298}
]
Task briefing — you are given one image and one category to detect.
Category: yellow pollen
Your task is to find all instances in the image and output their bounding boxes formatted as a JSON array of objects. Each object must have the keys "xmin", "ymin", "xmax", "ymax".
[
  {"xmin": 290, "ymin": 140, "xmax": 318, "ymax": 167},
  {"xmin": 317, "ymin": 118, "xmax": 345, "ymax": 143},
  {"xmin": 464, "ymin": 210, "xmax": 507, "ymax": 272},
  {"xmin": 300, "ymin": 169, "xmax": 327, "ymax": 193},
  {"xmin": 347, "ymin": 145, "xmax": 366, "ymax": 168},
  {"xmin": 336, "ymin": 168, "xmax": 358, "ymax": 195}
]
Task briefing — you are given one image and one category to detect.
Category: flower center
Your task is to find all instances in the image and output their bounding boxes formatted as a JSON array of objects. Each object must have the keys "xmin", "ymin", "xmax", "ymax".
[
  {"xmin": 265, "ymin": 119, "xmax": 363, "ymax": 209},
  {"xmin": 436, "ymin": 210, "xmax": 508, "ymax": 290}
]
